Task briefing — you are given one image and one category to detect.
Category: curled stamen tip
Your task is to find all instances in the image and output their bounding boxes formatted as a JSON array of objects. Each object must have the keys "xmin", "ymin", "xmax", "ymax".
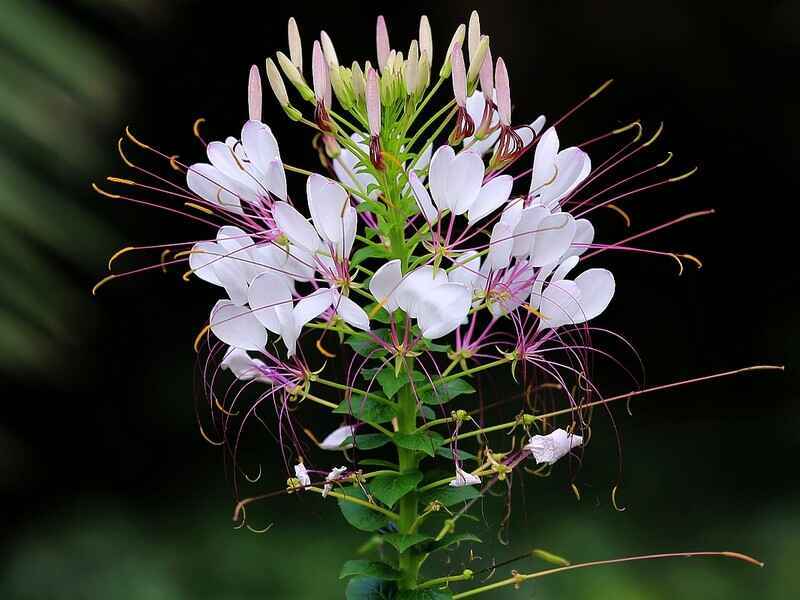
[
  {"xmin": 657, "ymin": 151, "xmax": 673, "ymax": 167},
  {"xmin": 193, "ymin": 323, "xmax": 211, "ymax": 352},
  {"xmin": 316, "ymin": 337, "xmax": 336, "ymax": 358},
  {"xmin": 193, "ymin": 117, "xmax": 207, "ymax": 143},
  {"xmin": 669, "ymin": 166, "xmax": 699, "ymax": 182},
  {"xmin": 642, "ymin": 122, "xmax": 664, "ymax": 147},
  {"xmin": 184, "ymin": 201, "xmax": 214, "ymax": 215},
  {"xmin": 606, "ymin": 204, "xmax": 631, "ymax": 228},
  {"xmin": 590, "ymin": 78, "xmax": 614, "ymax": 98},
  {"xmin": 91, "ymin": 274, "xmax": 116, "ymax": 296},
  {"xmin": 721, "ymin": 552, "xmax": 765, "ymax": 568},
  {"xmin": 612, "ymin": 119, "xmax": 640, "ymax": 136},
  {"xmin": 92, "ymin": 182, "xmax": 122, "ymax": 199},
  {"xmin": 107, "ymin": 246, "xmax": 135, "ymax": 270},
  {"xmin": 124, "ymin": 126, "xmax": 150, "ymax": 149},
  {"xmin": 681, "ymin": 254, "xmax": 703, "ymax": 270},
  {"xmin": 611, "ymin": 485, "xmax": 626, "ymax": 512}
]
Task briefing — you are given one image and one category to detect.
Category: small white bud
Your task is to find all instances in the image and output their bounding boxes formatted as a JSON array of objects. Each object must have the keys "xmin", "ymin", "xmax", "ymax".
[
  {"xmin": 524, "ymin": 428, "xmax": 583, "ymax": 465},
  {"xmin": 248, "ymin": 64, "xmax": 262, "ymax": 121},
  {"xmin": 419, "ymin": 15, "xmax": 433, "ymax": 62},
  {"xmin": 468, "ymin": 10, "xmax": 481, "ymax": 62},
  {"xmin": 320, "ymin": 30, "xmax": 339, "ymax": 68},
  {"xmin": 265, "ymin": 58, "xmax": 289, "ymax": 108},
  {"xmin": 440, "ymin": 24, "xmax": 466, "ymax": 79},
  {"xmin": 288, "ymin": 17, "xmax": 303, "ymax": 73}
]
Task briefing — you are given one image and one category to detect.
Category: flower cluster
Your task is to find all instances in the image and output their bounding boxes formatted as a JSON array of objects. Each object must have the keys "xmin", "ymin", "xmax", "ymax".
[{"xmin": 93, "ymin": 10, "xmax": 755, "ymax": 599}]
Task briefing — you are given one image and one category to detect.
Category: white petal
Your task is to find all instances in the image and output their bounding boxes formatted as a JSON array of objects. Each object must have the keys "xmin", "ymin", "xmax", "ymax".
[
  {"xmin": 573, "ymin": 268, "xmax": 615, "ymax": 324},
  {"xmin": 291, "ymin": 288, "xmax": 333, "ymax": 333},
  {"xmin": 562, "ymin": 218, "xmax": 595, "ymax": 259},
  {"xmin": 449, "ymin": 466, "xmax": 481, "ymax": 487},
  {"xmin": 408, "ymin": 171, "xmax": 438, "ymax": 224},
  {"xmin": 537, "ymin": 280, "xmax": 580, "ymax": 330},
  {"xmin": 248, "ymin": 271, "xmax": 294, "ymax": 333},
  {"xmin": 511, "ymin": 205, "xmax": 549, "ymax": 257},
  {"xmin": 396, "ymin": 266, "xmax": 449, "ymax": 317},
  {"xmin": 429, "ymin": 145, "xmax": 456, "ymax": 212},
  {"xmin": 264, "ymin": 159, "xmax": 288, "ymax": 200},
  {"xmin": 449, "ymin": 251, "xmax": 482, "ymax": 292},
  {"xmin": 319, "ymin": 425, "xmax": 356, "ymax": 450},
  {"xmin": 525, "ymin": 428, "xmax": 583, "ymax": 465},
  {"xmin": 539, "ymin": 147, "xmax": 591, "ymax": 209},
  {"xmin": 210, "ymin": 300, "xmax": 267, "ymax": 351},
  {"xmin": 416, "ymin": 282, "xmax": 471, "ymax": 339},
  {"xmin": 487, "ymin": 222, "xmax": 514, "ymax": 270},
  {"xmin": 221, "ymin": 347, "xmax": 271, "ymax": 382},
  {"xmin": 294, "ymin": 463, "xmax": 311, "ymax": 487},
  {"xmin": 189, "ymin": 241, "xmax": 223, "ymax": 286},
  {"xmin": 241, "ymin": 120, "xmax": 281, "ymax": 169},
  {"xmin": 186, "ymin": 163, "xmax": 243, "ymax": 214},
  {"xmin": 552, "ymin": 255, "xmax": 580, "ymax": 283},
  {"xmin": 467, "ymin": 175, "xmax": 513, "ymax": 224},
  {"xmin": 530, "ymin": 127, "xmax": 559, "ymax": 194},
  {"xmin": 307, "ymin": 174, "xmax": 349, "ymax": 246},
  {"xmin": 530, "ymin": 213, "xmax": 577, "ymax": 266},
  {"xmin": 369, "ymin": 259, "xmax": 403, "ymax": 312},
  {"xmin": 447, "ymin": 150, "xmax": 484, "ymax": 215},
  {"xmin": 272, "ymin": 201, "xmax": 322, "ymax": 253},
  {"xmin": 331, "ymin": 290, "xmax": 370, "ymax": 331}
]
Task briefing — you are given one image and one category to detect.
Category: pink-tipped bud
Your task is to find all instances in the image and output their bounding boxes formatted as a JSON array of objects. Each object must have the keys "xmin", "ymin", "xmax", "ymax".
[
  {"xmin": 312, "ymin": 40, "xmax": 331, "ymax": 108},
  {"xmin": 405, "ymin": 40, "xmax": 420, "ymax": 95},
  {"xmin": 468, "ymin": 10, "xmax": 481, "ymax": 62},
  {"xmin": 495, "ymin": 57, "xmax": 511, "ymax": 126},
  {"xmin": 419, "ymin": 15, "xmax": 433, "ymax": 63},
  {"xmin": 376, "ymin": 16, "xmax": 391, "ymax": 72},
  {"xmin": 248, "ymin": 64, "xmax": 262, "ymax": 121},
  {"xmin": 366, "ymin": 67, "xmax": 381, "ymax": 136},
  {"xmin": 288, "ymin": 17, "xmax": 303, "ymax": 74},
  {"xmin": 451, "ymin": 44, "xmax": 467, "ymax": 106},
  {"xmin": 479, "ymin": 46, "xmax": 494, "ymax": 100}
]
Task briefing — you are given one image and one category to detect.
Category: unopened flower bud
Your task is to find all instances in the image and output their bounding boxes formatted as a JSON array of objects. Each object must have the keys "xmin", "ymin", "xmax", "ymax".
[
  {"xmin": 288, "ymin": 17, "xmax": 303, "ymax": 73},
  {"xmin": 467, "ymin": 35, "xmax": 489, "ymax": 93},
  {"xmin": 468, "ymin": 10, "xmax": 481, "ymax": 62},
  {"xmin": 329, "ymin": 65, "xmax": 354, "ymax": 109},
  {"xmin": 248, "ymin": 64, "xmax": 262, "ymax": 121},
  {"xmin": 265, "ymin": 58, "xmax": 289, "ymax": 108},
  {"xmin": 376, "ymin": 15, "xmax": 391, "ymax": 72},
  {"xmin": 312, "ymin": 40, "xmax": 331, "ymax": 108},
  {"xmin": 416, "ymin": 52, "xmax": 431, "ymax": 95},
  {"xmin": 366, "ymin": 67, "xmax": 381, "ymax": 136},
  {"xmin": 440, "ymin": 24, "xmax": 466, "ymax": 79},
  {"xmin": 450, "ymin": 44, "xmax": 467, "ymax": 106},
  {"xmin": 277, "ymin": 51, "xmax": 315, "ymax": 102},
  {"xmin": 495, "ymin": 57, "xmax": 511, "ymax": 125},
  {"xmin": 405, "ymin": 40, "xmax": 419, "ymax": 95},
  {"xmin": 419, "ymin": 15, "xmax": 433, "ymax": 62},
  {"xmin": 320, "ymin": 30, "xmax": 339, "ymax": 67},
  {"xmin": 351, "ymin": 61, "xmax": 366, "ymax": 101},
  {"xmin": 479, "ymin": 46, "xmax": 494, "ymax": 100}
]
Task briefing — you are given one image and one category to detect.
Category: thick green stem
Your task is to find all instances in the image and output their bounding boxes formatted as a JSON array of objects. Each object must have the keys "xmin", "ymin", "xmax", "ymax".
[{"xmin": 396, "ymin": 374, "xmax": 422, "ymax": 590}]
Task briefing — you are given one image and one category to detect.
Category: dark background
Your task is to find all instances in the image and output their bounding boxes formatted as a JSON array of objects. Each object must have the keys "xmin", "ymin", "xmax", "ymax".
[{"xmin": 1, "ymin": 1, "xmax": 797, "ymax": 598}]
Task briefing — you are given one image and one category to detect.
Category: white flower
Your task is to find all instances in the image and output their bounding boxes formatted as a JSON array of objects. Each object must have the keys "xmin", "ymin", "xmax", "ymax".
[
  {"xmin": 369, "ymin": 262, "xmax": 472, "ymax": 339},
  {"xmin": 333, "ymin": 134, "xmax": 379, "ymax": 199},
  {"xmin": 294, "ymin": 462, "xmax": 311, "ymax": 487},
  {"xmin": 209, "ymin": 299, "xmax": 267, "ymax": 352},
  {"xmin": 187, "ymin": 120, "xmax": 287, "ymax": 213},
  {"xmin": 319, "ymin": 425, "xmax": 356, "ymax": 450},
  {"xmin": 449, "ymin": 466, "xmax": 481, "ymax": 487},
  {"xmin": 462, "ymin": 90, "xmax": 545, "ymax": 156},
  {"xmin": 322, "ymin": 466, "xmax": 348, "ymax": 497},
  {"xmin": 529, "ymin": 127, "xmax": 591, "ymax": 211},
  {"xmin": 525, "ymin": 428, "xmax": 583, "ymax": 465}
]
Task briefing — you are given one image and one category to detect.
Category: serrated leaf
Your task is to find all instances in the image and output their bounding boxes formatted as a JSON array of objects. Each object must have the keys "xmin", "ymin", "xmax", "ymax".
[
  {"xmin": 344, "ymin": 433, "xmax": 392, "ymax": 450},
  {"xmin": 346, "ymin": 576, "xmax": 397, "ymax": 600},
  {"xmin": 393, "ymin": 431, "xmax": 445, "ymax": 457},
  {"xmin": 369, "ymin": 472, "xmax": 423, "ymax": 508},
  {"xmin": 435, "ymin": 447, "xmax": 477, "ymax": 462},
  {"xmin": 424, "ymin": 533, "xmax": 482, "ymax": 554},
  {"xmin": 419, "ymin": 485, "xmax": 480, "ymax": 507},
  {"xmin": 335, "ymin": 396, "xmax": 397, "ymax": 424},
  {"xmin": 337, "ymin": 486, "xmax": 391, "ymax": 532},
  {"xmin": 383, "ymin": 532, "xmax": 433, "ymax": 553},
  {"xmin": 340, "ymin": 560, "xmax": 402, "ymax": 580},
  {"xmin": 396, "ymin": 590, "xmax": 453, "ymax": 600},
  {"xmin": 421, "ymin": 379, "xmax": 476, "ymax": 405}
]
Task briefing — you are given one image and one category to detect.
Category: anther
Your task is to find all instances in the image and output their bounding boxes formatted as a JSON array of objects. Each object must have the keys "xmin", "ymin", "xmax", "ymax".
[{"xmin": 668, "ymin": 166, "xmax": 699, "ymax": 182}]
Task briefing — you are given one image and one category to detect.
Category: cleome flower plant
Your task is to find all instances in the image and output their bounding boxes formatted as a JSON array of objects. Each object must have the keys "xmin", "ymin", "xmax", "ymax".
[{"xmin": 94, "ymin": 11, "xmax": 782, "ymax": 599}]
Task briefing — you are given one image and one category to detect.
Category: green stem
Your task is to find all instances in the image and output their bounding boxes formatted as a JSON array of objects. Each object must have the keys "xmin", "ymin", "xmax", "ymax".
[
  {"xmin": 417, "ymin": 569, "xmax": 475, "ymax": 590},
  {"xmin": 417, "ymin": 356, "xmax": 513, "ymax": 394}
]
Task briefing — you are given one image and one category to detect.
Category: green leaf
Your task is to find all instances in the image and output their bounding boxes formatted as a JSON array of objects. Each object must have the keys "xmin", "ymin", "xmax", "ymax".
[
  {"xmin": 337, "ymin": 486, "xmax": 391, "ymax": 532},
  {"xmin": 335, "ymin": 396, "xmax": 397, "ymax": 424},
  {"xmin": 359, "ymin": 459, "xmax": 399, "ymax": 468},
  {"xmin": 369, "ymin": 472, "xmax": 423, "ymax": 508},
  {"xmin": 419, "ymin": 485, "xmax": 480, "ymax": 507},
  {"xmin": 532, "ymin": 548, "xmax": 571, "ymax": 566},
  {"xmin": 435, "ymin": 446, "xmax": 477, "ymax": 461},
  {"xmin": 346, "ymin": 337, "xmax": 384, "ymax": 358},
  {"xmin": 393, "ymin": 431, "xmax": 445, "ymax": 457},
  {"xmin": 352, "ymin": 244, "xmax": 389, "ymax": 266},
  {"xmin": 343, "ymin": 433, "xmax": 392, "ymax": 450},
  {"xmin": 340, "ymin": 560, "xmax": 402, "ymax": 580},
  {"xmin": 382, "ymin": 532, "xmax": 432, "ymax": 554},
  {"xmin": 396, "ymin": 590, "xmax": 453, "ymax": 600},
  {"xmin": 377, "ymin": 369, "xmax": 425, "ymax": 399},
  {"xmin": 424, "ymin": 533, "xmax": 483, "ymax": 554},
  {"xmin": 345, "ymin": 576, "xmax": 397, "ymax": 600},
  {"xmin": 421, "ymin": 379, "xmax": 476, "ymax": 405},
  {"xmin": 420, "ymin": 405, "xmax": 437, "ymax": 420}
]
